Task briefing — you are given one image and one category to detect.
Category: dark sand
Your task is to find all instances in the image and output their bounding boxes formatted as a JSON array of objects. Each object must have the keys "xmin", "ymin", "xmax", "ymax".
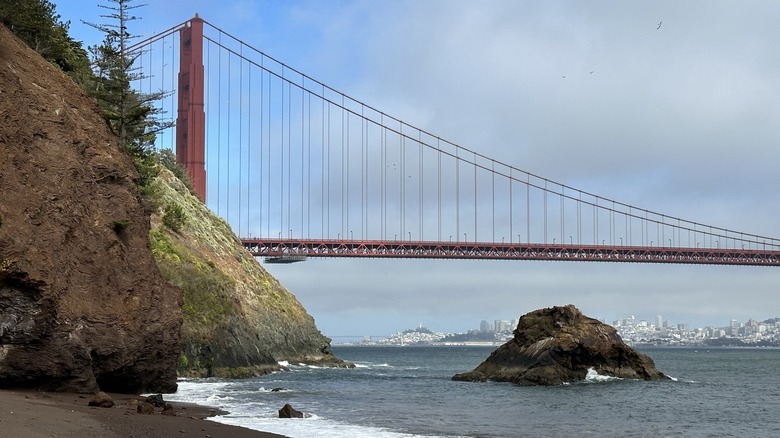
[{"xmin": 0, "ymin": 389, "xmax": 289, "ymax": 438}]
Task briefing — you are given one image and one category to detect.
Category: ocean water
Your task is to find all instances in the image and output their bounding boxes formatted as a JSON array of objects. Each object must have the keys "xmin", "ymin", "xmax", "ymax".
[{"xmin": 167, "ymin": 346, "xmax": 780, "ymax": 437}]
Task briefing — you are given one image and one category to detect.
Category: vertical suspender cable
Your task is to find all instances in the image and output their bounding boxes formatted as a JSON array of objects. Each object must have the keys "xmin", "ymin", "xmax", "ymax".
[
  {"xmin": 217, "ymin": 33, "xmax": 222, "ymax": 216},
  {"xmin": 307, "ymin": 91, "xmax": 313, "ymax": 239},
  {"xmin": 437, "ymin": 138, "xmax": 441, "ymax": 242},
  {"xmin": 341, "ymin": 94, "xmax": 349, "ymax": 240},
  {"xmin": 280, "ymin": 69, "xmax": 285, "ymax": 237},
  {"xmin": 327, "ymin": 102, "xmax": 331, "ymax": 237},
  {"xmin": 611, "ymin": 204, "xmax": 616, "ymax": 245},
  {"xmin": 266, "ymin": 66, "xmax": 272, "ymax": 238},
  {"xmin": 509, "ymin": 168, "xmax": 513, "ymax": 244},
  {"xmin": 361, "ymin": 106, "xmax": 366, "ymax": 239},
  {"xmin": 594, "ymin": 198, "xmax": 598, "ymax": 245},
  {"xmin": 238, "ymin": 46, "xmax": 242, "ymax": 235},
  {"xmin": 543, "ymin": 180, "xmax": 547, "ymax": 244},
  {"xmin": 473, "ymin": 152, "xmax": 477, "ymax": 242},
  {"xmin": 577, "ymin": 190, "xmax": 582, "ymax": 245},
  {"xmin": 456, "ymin": 147, "xmax": 460, "ymax": 241},
  {"xmin": 526, "ymin": 174, "xmax": 530, "ymax": 244},
  {"xmin": 227, "ymin": 42, "xmax": 231, "ymax": 223},
  {"xmin": 246, "ymin": 51, "xmax": 251, "ymax": 236},
  {"xmin": 419, "ymin": 131, "xmax": 423, "ymax": 241},
  {"xmin": 169, "ymin": 35, "xmax": 173, "ymax": 149},
  {"xmin": 400, "ymin": 123, "xmax": 404, "ymax": 240},
  {"xmin": 320, "ymin": 88, "xmax": 325, "ymax": 238},
  {"xmin": 259, "ymin": 59, "xmax": 264, "ymax": 237},
  {"xmin": 560, "ymin": 187, "xmax": 564, "ymax": 246},
  {"xmin": 301, "ymin": 80, "xmax": 305, "ymax": 239},
  {"xmin": 381, "ymin": 115, "xmax": 386, "ymax": 239},
  {"xmin": 287, "ymin": 81, "xmax": 291, "ymax": 238}
]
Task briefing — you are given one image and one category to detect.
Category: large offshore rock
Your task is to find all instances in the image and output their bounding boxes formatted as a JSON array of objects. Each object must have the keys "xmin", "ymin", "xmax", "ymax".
[
  {"xmin": 0, "ymin": 24, "xmax": 182, "ymax": 393},
  {"xmin": 148, "ymin": 169, "xmax": 351, "ymax": 377},
  {"xmin": 452, "ymin": 305, "xmax": 668, "ymax": 385}
]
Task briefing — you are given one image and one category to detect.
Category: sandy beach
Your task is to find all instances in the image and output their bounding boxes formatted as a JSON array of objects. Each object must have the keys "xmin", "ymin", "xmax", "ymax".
[{"xmin": 0, "ymin": 389, "xmax": 289, "ymax": 438}]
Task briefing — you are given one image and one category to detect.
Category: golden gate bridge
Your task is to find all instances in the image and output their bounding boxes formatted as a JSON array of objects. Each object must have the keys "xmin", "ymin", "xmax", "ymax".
[{"xmin": 129, "ymin": 16, "xmax": 780, "ymax": 266}]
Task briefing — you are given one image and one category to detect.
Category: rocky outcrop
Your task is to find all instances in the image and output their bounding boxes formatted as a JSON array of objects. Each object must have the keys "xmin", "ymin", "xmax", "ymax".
[
  {"xmin": 0, "ymin": 24, "xmax": 182, "ymax": 393},
  {"xmin": 278, "ymin": 403, "xmax": 304, "ymax": 418},
  {"xmin": 452, "ymin": 305, "xmax": 668, "ymax": 385},
  {"xmin": 148, "ymin": 168, "xmax": 351, "ymax": 377}
]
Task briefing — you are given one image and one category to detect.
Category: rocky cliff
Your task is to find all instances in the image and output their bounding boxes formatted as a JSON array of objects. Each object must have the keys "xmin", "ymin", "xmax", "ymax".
[
  {"xmin": 453, "ymin": 305, "xmax": 668, "ymax": 385},
  {"xmin": 0, "ymin": 24, "xmax": 181, "ymax": 393},
  {"xmin": 147, "ymin": 169, "xmax": 350, "ymax": 377}
]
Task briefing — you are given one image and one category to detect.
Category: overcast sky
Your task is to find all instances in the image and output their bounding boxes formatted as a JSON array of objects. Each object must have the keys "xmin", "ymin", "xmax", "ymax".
[{"xmin": 56, "ymin": 1, "xmax": 780, "ymax": 338}]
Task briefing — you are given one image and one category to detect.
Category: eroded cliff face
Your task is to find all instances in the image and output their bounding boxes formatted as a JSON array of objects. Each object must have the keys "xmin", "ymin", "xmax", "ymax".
[
  {"xmin": 453, "ymin": 305, "xmax": 668, "ymax": 385},
  {"xmin": 148, "ymin": 169, "xmax": 350, "ymax": 377},
  {"xmin": 0, "ymin": 24, "xmax": 182, "ymax": 393}
]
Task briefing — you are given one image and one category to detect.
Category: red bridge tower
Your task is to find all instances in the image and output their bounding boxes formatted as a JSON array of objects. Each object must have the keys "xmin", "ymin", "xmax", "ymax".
[{"xmin": 175, "ymin": 15, "xmax": 207, "ymax": 201}]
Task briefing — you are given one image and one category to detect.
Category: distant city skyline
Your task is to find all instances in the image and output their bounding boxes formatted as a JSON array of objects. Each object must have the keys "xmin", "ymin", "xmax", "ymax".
[
  {"xmin": 333, "ymin": 311, "xmax": 779, "ymax": 340},
  {"xmin": 348, "ymin": 310, "xmax": 780, "ymax": 347}
]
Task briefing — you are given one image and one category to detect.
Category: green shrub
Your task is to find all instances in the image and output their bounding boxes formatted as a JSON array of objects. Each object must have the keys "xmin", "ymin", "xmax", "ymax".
[
  {"xmin": 178, "ymin": 352, "xmax": 189, "ymax": 370},
  {"xmin": 158, "ymin": 149, "xmax": 196, "ymax": 195},
  {"xmin": 111, "ymin": 219, "xmax": 130, "ymax": 234},
  {"xmin": 162, "ymin": 203, "xmax": 186, "ymax": 232}
]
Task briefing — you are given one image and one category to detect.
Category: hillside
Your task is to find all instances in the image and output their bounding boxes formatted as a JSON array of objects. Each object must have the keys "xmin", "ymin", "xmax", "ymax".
[
  {"xmin": 146, "ymin": 169, "xmax": 349, "ymax": 376},
  {"xmin": 0, "ymin": 23, "xmax": 181, "ymax": 393},
  {"xmin": 0, "ymin": 18, "xmax": 346, "ymax": 394}
]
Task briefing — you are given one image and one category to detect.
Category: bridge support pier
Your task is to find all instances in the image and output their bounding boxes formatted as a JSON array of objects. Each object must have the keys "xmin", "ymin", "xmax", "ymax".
[{"xmin": 176, "ymin": 14, "xmax": 207, "ymax": 201}]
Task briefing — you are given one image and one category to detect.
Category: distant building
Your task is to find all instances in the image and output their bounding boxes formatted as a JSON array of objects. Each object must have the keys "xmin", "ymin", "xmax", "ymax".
[
  {"xmin": 480, "ymin": 320, "xmax": 491, "ymax": 333},
  {"xmin": 730, "ymin": 319, "xmax": 740, "ymax": 336},
  {"xmin": 494, "ymin": 320, "xmax": 511, "ymax": 333}
]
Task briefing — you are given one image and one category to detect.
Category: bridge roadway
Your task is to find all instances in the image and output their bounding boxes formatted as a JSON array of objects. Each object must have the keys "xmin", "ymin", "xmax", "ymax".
[{"xmin": 241, "ymin": 238, "xmax": 780, "ymax": 266}]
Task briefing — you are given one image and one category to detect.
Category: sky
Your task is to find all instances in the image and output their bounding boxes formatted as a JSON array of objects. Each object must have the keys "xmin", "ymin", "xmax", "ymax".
[{"xmin": 54, "ymin": 0, "xmax": 780, "ymax": 338}]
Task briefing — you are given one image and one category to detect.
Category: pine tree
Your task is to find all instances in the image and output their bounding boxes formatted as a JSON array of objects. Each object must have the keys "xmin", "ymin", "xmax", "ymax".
[
  {"xmin": 0, "ymin": 0, "xmax": 92, "ymax": 83},
  {"xmin": 84, "ymin": 0, "xmax": 171, "ymax": 159}
]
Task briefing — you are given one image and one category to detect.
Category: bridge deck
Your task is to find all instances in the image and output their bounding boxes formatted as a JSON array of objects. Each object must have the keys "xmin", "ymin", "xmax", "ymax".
[{"xmin": 241, "ymin": 239, "xmax": 780, "ymax": 266}]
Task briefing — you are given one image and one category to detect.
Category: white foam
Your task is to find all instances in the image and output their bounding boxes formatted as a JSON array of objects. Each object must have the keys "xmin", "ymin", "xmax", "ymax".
[
  {"xmin": 352, "ymin": 362, "xmax": 393, "ymax": 369},
  {"xmin": 584, "ymin": 367, "xmax": 620, "ymax": 382},
  {"xmin": 169, "ymin": 378, "xmax": 454, "ymax": 438},
  {"xmin": 212, "ymin": 414, "xmax": 449, "ymax": 438},
  {"xmin": 257, "ymin": 386, "xmax": 290, "ymax": 393},
  {"xmin": 277, "ymin": 360, "xmax": 289, "ymax": 367}
]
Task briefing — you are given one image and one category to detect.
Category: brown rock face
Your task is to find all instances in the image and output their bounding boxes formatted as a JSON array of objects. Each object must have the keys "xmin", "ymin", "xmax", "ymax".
[
  {"xmin": 0, "ymin": 24, "xmax": 181, "ymax": 393},
  {"xmin": 452, "ymin": 305, "xmax": 668, "ymax": 385}
]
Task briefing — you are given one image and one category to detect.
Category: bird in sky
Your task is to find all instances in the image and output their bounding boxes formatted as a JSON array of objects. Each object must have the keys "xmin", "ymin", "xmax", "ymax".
[{"xmin": 657, "ymin": 21, "xmax": 663, "ymax": 30}]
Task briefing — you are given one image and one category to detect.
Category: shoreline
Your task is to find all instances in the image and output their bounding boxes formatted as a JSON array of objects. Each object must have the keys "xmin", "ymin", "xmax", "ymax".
[{"xmin": 0, "ymin": 388, "xmax": 290, "ymax": 438}]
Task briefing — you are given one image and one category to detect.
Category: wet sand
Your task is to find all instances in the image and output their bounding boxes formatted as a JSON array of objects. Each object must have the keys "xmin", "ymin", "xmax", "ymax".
[{"xmin": 0, "ymin": 389, "xmax": 289, "ymax": 438}]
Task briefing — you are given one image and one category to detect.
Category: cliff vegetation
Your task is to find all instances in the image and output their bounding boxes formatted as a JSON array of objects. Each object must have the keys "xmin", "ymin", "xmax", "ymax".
[{"xmin": 144, "ymin": 168, "xmax": 350, "ymax": 377}]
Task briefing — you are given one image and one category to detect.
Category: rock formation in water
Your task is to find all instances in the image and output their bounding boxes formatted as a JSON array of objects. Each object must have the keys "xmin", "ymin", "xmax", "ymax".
[
  {"xmin": 148, "ymin": 168, "xmax": 351, "ymax": 377},
  {"xmin": 0, "ymin": 24, "xmax": 181, "ymax": 393},
  {"xmin": 452, "ymin": 304, "xmax": 668, "ymax": 385}
]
